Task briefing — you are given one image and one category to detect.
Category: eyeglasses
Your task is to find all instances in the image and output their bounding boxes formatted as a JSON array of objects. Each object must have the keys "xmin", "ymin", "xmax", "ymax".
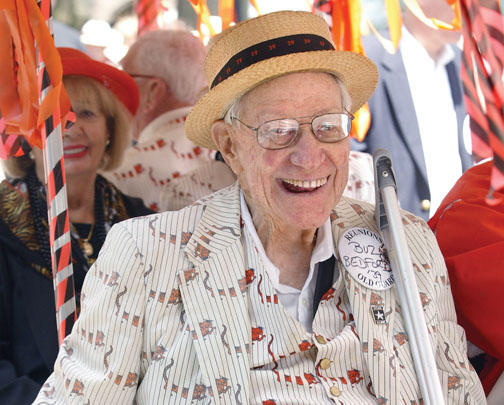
[
  {"xmin": 230, "ymin": 112, "xmax": 354, "ymax": 150},
  {"xmin": 129, "ymin": 73, "xmax": 158, "ymax": 80}
]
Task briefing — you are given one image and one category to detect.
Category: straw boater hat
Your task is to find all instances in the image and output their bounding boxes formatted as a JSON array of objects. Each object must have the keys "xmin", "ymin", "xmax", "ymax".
[{"xmin": 185, "ymin": 10, "xmax": 379, "ymax": 150}]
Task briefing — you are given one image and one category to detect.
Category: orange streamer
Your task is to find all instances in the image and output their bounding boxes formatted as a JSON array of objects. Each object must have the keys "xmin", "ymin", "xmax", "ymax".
[
  {"xmin": 449, "ymin": 0, "xmax": 462, "ymax": 31},
  {"xmin": 187, "ymin": 0, "xmax": 215, "ymax": 37},
  {"xmin": 219, "ymin": 0, "xmax": 235, "ymax": 29},
  {"xmin": 330, "ymin": 1, "xmax": 343, "ymax": 49},
  {"xmin": 322, "ymin": 0, "xmax": 369, "ymax": 139},
  {"xmin": 385, "ymin": 0, "xmax": 402, "ymax": 51},
  {"xmin": 26, "ymin": 0, "xmax": 69, "ymax": 128},
  {"xmin": 351, "ymin": 103, "xmax": 371, "ymax": 142},
  {"xmin": 403, "ymin": 0, "xmax": 461, "ymax": 30},
  {"xmin": 248, "ymin": 0, "xmax": 260, "ymax": 15},
  {"xmin": 0, "ymin": 0, "xmax": 70, "ymax": 155},
  {"xmin": 0, "ymin": 0, "xmax": 38, "ymax": 145},
  {"xmin": 347, "ymin": 0, "xmax": 363, "ymax": 53},
  {"xmin": 329, "ymin": 1, "xmax": 362, "ymax": 53},
  {"xmin": 0, "ymin": 11, "xmax": 21, "ymax": 120}
]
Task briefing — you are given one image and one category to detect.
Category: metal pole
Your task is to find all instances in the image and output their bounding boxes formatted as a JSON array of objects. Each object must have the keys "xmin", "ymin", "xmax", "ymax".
[
  {"xmin": 373, "ymin": 149, "xmax": 445, "ymax": 405},
  {"xmin": 37, "ymin": 0, "xmax": 76, "ymax": 344}
]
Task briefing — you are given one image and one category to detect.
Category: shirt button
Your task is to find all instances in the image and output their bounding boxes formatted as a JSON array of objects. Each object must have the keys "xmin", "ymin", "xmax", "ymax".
[
  {"xmin": 330, "ymin": 386, "xmax": 341, "ymax": 397},
  {"xmin": 316, "ymin": 335, "xmax": 326, "ymax": 344},
  {"xmin": 320, "ymin": 358, "xmax": 331, "ymax": 370},
  {"xmin": 302, "ymin": 298, "xmax": 308, "ymax": 307},
  {"xmin": 420, "ymin": 199, "xmax": 431, "ymax": 211}
]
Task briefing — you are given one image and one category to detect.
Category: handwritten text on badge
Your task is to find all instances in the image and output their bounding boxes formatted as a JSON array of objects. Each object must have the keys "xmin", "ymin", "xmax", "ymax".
[{"xmin": 338, "ymin": 227, "xmax": 394, "ymax": 291}]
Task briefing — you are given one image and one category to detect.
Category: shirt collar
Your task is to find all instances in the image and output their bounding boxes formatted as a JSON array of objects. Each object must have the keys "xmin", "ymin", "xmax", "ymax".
[
  {"xmin": 239, "ymin": 190, "xmax": 335, "ymax": 293},
  {"xmin": 401, "ymin": 26, "xmax": 455, "ymax": 68},
  {"xmin": 137, "ymin": 106, "xmax": 192, "ymax": 143}
]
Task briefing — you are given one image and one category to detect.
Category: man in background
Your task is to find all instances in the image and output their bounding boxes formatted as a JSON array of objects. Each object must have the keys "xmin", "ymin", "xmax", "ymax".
[
  {"xmin": 104, "ymin": 29, "xmax": 219, "ymax": 211},
  {"xmin": 354, "ymin": 0, "xmax": 473, "ymax": 219}
]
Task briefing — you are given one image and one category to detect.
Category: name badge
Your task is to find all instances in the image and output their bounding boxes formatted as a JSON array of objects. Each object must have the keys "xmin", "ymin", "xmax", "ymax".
[{"xmin": 338, "ymin": 227, "xmax": 394, "ymax": 291}]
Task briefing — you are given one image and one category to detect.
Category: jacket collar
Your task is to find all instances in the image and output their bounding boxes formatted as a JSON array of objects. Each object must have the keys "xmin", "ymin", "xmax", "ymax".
[
  {"xmin": 137, "ymin": 107, "xmax": 192, "ymax": 143},
  {"xmin": 184, "ymin": 182, "xmax": 242, "ymax": 263},
  {"xmin": 379, "ymin": 50, "xmax": 428, "ymax": 180},
  {"xmin": 178, "ymin": 182, "xmax": 251, "ymax": 404}
]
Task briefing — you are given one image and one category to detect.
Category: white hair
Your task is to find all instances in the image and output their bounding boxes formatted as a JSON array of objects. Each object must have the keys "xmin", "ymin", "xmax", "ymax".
[
  {"xmin": 224, "ymin": 74, "xmax": 352, "ymax": 124},
  {"xmin": 122, "ymin": 29, "xmax": 207, "ymax": 105}
]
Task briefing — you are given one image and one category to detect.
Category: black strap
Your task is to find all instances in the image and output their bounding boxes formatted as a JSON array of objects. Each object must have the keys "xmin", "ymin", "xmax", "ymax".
[
  {"xmin": 211, "ymin": 34, "xmax": 335, "ymax": 89},
  {"xmin": 312, "ymin": 255, "xmax": 337, "ymax": 317}
]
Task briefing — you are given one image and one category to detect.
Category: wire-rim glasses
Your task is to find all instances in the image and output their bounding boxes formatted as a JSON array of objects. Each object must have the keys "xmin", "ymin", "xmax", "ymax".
[
  {"xmin": 129, "ymin": 73, "xmax": 158, "ymax": 80},
  {"xmin": 230, "ymin": 112, "xmax": 354, "ymax": 150}
]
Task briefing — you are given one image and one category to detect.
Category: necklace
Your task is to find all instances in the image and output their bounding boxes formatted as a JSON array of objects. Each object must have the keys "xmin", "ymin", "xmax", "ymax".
[
  {"xmin": 26, "ymin": 168, "xmax": 107, "ymax": 270},
  {"xmin": 73, "ymin": 223, "xmax": 95, "ymax": 257}
]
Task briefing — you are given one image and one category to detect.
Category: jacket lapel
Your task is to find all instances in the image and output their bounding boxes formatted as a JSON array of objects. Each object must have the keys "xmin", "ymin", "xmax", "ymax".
[
  {"xmin": 331, "ymin": 199, "xmax": 401, "ymax": 403},
  {"xmin": 380, "ymin": 50, "xmax": 428, "ymax": 182},
  {"xmin": 177, "ymin": 184, "xmax": 251, "ymax": 404}
]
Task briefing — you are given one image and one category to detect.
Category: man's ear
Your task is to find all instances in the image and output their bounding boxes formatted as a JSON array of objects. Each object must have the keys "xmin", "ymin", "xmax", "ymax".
[
  {"xmin": 145, "ymin": 78, "xmax": 167, "ymax": 111},
  {"xmin": 211, "ymin": 120, "xmax": 242, "ymax": 176}
]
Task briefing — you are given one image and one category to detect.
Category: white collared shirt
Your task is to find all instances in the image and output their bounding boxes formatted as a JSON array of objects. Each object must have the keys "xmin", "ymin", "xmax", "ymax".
[
  {"xmin": 400, "ymin": 27, "xmax": 464, "ymax": 214},
  {"xmin": 240, "ymin": 191, "xmax": 335, "ymax": 332}
]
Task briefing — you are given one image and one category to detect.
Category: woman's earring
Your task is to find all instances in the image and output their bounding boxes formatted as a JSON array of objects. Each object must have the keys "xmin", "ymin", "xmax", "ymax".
[
  {"xmin": 105, "ymin": 139, "xmax": 111, "ymax": 149},
  {"xmin": 101, "ymin": 153, "xmax": 110, "ymax": 168}
]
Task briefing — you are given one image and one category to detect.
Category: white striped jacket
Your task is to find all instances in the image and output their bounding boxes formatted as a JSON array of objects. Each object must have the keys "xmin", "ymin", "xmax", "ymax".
[{"xmin": 34, "ymin": 182, "xmax": 485, "ymax": 404}]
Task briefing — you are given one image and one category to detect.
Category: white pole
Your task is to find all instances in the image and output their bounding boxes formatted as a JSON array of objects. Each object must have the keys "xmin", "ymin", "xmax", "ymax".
[{"xmin": 373, "ymin": 149, "xmax": 445, "ymax": 405}]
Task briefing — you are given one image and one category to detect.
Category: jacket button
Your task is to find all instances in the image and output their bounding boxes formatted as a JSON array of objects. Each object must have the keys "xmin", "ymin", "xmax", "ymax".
[
  {"xmin": 330, "ymin": 386, "xmax": 341, "ymax": 397},
  {"xmin": 420, "ymin": 199, "xmax": 431, "ymax": 211},
  {"xmin": 316, "ymin": 335, "xmax": 326, "ymax": 344},
  {"xmin": 320, "ymin": 358, "xmax": 331, "ymax": 370}
]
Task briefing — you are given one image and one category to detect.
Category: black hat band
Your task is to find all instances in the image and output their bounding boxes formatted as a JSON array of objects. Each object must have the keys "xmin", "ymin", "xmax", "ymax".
[{"xmin": 210, "ymin": 34, "xmax": 335, "ymax": 89}]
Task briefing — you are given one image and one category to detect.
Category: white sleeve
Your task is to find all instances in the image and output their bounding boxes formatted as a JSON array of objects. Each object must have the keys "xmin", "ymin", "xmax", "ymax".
[{"xmin": 33, "ymin": 222, "xmax": 146, "ymax": 404}]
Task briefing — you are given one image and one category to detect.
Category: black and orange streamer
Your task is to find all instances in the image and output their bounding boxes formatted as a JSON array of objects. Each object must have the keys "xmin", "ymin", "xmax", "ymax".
[
  {"xmin": 36, "ymin": 0, "xmax": 76, "ymax": 344},
  {"xmin": 0, "ymin": 0, "xmax": 76, "ymax": 344},
  {"xmin": 460, "ymin": 0, "xmax": 504, "ymax": 204}
]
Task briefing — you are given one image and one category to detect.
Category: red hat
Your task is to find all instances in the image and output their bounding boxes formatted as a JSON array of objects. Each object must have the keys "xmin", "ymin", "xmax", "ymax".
[{"xmin": 58, "ymin": 47, "xmax": 139, "ymax": 115}]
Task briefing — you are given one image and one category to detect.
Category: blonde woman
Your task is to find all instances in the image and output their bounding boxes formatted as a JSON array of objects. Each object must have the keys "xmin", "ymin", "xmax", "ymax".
[{"xmin": 0, "ymin": 48, "xmax": 152, "ymax": 404}]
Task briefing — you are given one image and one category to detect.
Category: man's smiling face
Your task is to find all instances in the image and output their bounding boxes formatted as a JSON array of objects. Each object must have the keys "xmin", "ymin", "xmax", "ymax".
[{"xmin": 227, "ymin": 72, "xmax": 350, "ymax": 231}]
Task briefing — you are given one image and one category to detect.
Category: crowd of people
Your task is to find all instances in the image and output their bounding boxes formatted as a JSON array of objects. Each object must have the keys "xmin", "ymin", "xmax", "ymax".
[{"xmin": 0, "ymin": 3, "xmax": 502, "ymax": 405}]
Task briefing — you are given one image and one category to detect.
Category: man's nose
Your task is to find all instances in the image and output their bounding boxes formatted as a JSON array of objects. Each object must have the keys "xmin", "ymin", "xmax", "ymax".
[{"xmin": 288, "ymin": 125, "xmax": 325, "ymax": 169}]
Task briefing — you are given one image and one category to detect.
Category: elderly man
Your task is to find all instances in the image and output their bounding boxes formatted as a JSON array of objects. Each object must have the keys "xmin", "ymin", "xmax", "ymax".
[
  {"xmin": 34, "ymin": 11, "xmax": 484, "ymax": 404},
  {"xmin": 103, "ymin": 29, "xmax": 229, "ymax": 212}
]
